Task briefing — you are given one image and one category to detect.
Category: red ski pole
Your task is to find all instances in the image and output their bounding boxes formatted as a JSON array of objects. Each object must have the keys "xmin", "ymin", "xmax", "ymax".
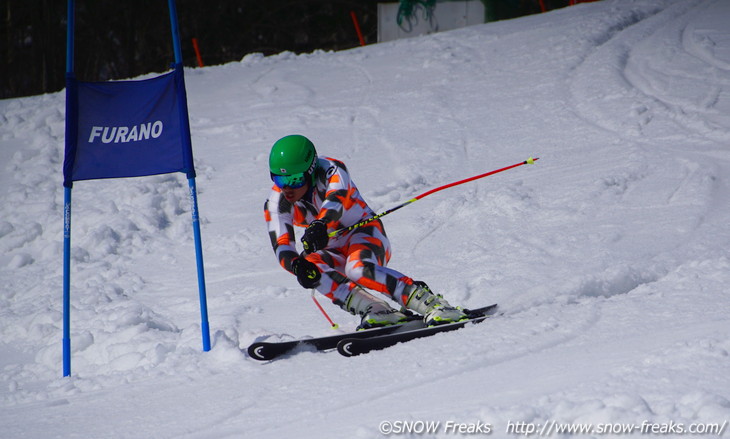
[
  {"xmin": 329, "ymin": 157, "xmax": 538, "ymax": 238},
  {"xmin": 311, "ymin": 289, "xmax": 339, "ymax": 329}
]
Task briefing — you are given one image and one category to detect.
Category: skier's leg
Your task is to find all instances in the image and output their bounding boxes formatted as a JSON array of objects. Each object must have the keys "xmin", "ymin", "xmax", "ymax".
[
  {"xmin": 343, "ymin": 221, "xmax": 412, "ymax": 302},
  {"xmin": 303, "ymin": 250, "xmax": 350, "ymax": 301},
  {"xmin": 344, "ymin": 222, "xmax": 467, "ymax": 325},
  {"xmin": 305, "ymin": 250, "xmax": 407, "ymax": 329},
  {"xmin": 339, "ymin": 286, "xmax": 409, "ymax": 329}
]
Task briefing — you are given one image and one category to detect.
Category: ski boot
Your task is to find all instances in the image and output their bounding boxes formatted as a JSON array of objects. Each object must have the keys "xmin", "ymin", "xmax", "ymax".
[
  {"xmin": 340, "ymin": 287, "xmax": 410, "ymax": 330},
  {"xmin": 404, "ymin": 281, "xmax": 467, "ymax": 326}
]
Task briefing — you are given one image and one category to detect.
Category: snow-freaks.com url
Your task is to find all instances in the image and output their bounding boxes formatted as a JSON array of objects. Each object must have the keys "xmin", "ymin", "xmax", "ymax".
[
  {"xmin": 376, "ymin": 420, "xmax": 728, "ymax": 436},
  {"xmin": 505, "ymin": 419, "xmax": 728, "ymax": 436}
]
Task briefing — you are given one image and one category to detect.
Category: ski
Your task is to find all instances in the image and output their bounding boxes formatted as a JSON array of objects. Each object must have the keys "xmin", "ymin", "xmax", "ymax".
[
  {"xmin": 247, "ymin": 319, "xmax": 423, "ymax": 361},
  {"xmin": 247, "ymin": 304, "xmax": 497, "ymax": 361},
  {"xmin": 337, "ymin": 304, "xmax": 498, "ymax": 357}
]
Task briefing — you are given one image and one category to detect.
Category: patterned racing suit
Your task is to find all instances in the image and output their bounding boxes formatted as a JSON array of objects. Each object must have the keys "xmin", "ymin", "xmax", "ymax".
[{"xmin": 264, "ymin": 157, "xmax": 415, "ymax": 307}]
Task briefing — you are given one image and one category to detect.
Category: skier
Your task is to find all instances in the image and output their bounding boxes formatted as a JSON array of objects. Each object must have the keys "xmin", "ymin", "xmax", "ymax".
[{"xmin": 264, "ymin": 134, "xmax": 467, "ymax": 329}]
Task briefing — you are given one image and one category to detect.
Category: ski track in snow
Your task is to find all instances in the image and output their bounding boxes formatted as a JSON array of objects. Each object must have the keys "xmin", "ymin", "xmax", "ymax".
[{"xmin": 2, "ymin": 0, "xmax": 730, "ymax": 438}]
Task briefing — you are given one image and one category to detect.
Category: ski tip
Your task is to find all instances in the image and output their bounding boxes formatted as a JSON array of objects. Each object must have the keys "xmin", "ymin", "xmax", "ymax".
[
  {"xmin": 338, "ymin": 340, "xmax": 358, "ymax": 357},
  {"xmin": 525, "ymin": 157, "xmax": 539, "ymax": 165},
  {"xmin": 248, "ymin": 343, "xmax": 269, "ymax": 361}
]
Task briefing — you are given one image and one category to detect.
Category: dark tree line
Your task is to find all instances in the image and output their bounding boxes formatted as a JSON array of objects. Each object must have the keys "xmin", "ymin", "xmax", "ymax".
[
  {"xmin": 1, "ymin": 0, "xmax": 567, "ymax": 99},
  {"xmin": 2, "ymin": 0, "xmax": 389, "ymax": 99}
]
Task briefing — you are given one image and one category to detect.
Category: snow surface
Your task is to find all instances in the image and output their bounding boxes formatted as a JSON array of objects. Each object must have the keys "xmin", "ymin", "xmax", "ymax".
[{"xmin": 2, "ymin": 0, "xmax": 730, "ymax": 437}]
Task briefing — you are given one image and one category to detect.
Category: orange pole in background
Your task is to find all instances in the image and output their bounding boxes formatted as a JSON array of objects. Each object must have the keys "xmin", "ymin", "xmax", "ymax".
[
  {"xmin": 192, "ymin": 38, "xmax": 204, "ymax": 67},
  {"xmin": 350, "ymin": 11, "xmax": 366, "ymax": 47}
]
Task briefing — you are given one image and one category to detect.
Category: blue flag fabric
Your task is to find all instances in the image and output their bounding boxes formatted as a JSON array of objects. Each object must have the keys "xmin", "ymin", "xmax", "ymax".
[{"xmin": 63, "ymin": 64, "xmax": 195, "ymax": 187}]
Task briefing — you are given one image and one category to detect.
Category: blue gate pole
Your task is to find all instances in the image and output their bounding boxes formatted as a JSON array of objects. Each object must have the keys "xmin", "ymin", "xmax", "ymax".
[
  {"xmin": 63, "ymin": 0, "xmax": 75, "ymax": 377},
  {"xmin": 168, "ymin": 0, "xmax": 184, "ymax": 67},
  {"xmin": 63, "ymin": 189, "xmax": 72, "ymax": 376},
  {"xmin": 168, "ymin": 0, "xmax": 211, "ymax": 351},
  {"xmin": 188, "ymin": 179, "xmax": 211, "ymax": 351}
]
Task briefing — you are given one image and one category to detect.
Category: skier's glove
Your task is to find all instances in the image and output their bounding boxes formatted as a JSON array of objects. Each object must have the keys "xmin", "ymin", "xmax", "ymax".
[
  {"xmin": 291, "ymin": 257, "xmax": 321, "ymax": 289},
  {"xmin": 301, "ymin": 220, "xmax": 328, "ymax": 254}
]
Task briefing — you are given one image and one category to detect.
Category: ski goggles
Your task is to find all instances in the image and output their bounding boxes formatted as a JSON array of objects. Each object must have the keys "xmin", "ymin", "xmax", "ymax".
[{"xmin": 271, "ymin": 172, "xmax": 307, "ymax": 189}]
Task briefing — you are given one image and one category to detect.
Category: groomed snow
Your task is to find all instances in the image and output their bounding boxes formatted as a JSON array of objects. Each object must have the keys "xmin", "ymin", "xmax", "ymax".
[{"xmin": 1, "ymin": 0, "xmax": 729, "ymax": 437}]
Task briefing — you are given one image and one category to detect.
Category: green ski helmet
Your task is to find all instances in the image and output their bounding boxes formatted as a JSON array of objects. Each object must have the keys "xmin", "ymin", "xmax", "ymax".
[{"xmin": 268, "ymin": 135, "xmax": 318, "ymax": 189}]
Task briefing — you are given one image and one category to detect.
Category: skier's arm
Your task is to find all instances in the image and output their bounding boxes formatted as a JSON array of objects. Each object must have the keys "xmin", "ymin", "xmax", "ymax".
[
  {"xmin": 264, "ymin": 194, "xmax": 299, "ymax": 273},
  {"xmin": 316, "ymin": 161, "xmax": 361, "ymax": 229}
]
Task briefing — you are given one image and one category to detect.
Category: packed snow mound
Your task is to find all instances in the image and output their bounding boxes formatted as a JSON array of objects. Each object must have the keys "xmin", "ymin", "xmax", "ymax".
[{"xmin": 1, "ymin": 0, "xmax": 729, "ymax": 438}]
